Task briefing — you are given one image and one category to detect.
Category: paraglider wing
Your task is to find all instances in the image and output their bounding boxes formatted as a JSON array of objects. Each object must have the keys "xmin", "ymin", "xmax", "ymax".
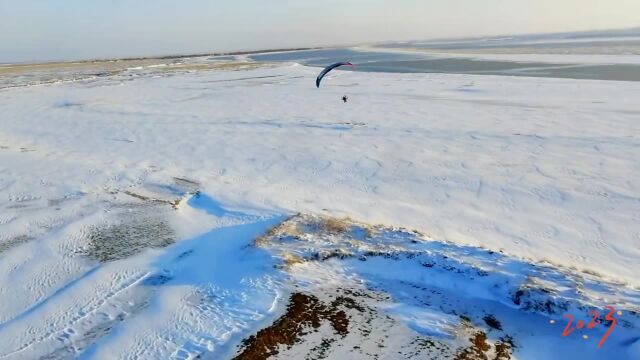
[{"xmin": 316, "ymin": 62, "xmax": 354, "ymax": 88}]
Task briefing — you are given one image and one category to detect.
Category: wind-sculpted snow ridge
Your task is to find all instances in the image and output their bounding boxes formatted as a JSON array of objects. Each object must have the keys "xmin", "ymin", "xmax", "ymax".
[{"xmin": 241, "ymin": 214, "xmax": 640, "ymax": 359}]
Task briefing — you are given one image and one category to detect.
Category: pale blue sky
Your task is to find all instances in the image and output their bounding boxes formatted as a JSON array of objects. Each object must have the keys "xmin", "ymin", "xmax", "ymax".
[{"xmin": 1, "ymin": 0, "xmax": 639, "ymax": 63}]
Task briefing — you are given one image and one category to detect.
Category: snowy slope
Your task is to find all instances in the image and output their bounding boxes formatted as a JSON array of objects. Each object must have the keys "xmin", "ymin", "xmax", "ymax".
[
  {"xmin": 243, "ymin": 213, "xmax": 640, "ymax": 359},
  {"xmin": 1, "ymin": 62, "xmax": 639, "ymax": 283},
  {"xmin": 0, "ymin": 60, "xmax": 639, "ymax": 358}
]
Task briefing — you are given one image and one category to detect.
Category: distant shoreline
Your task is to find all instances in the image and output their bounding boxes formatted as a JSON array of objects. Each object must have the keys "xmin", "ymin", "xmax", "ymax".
[{"xmin": 0, "ymin": 46, "xmax": 322, "ymax": 68}]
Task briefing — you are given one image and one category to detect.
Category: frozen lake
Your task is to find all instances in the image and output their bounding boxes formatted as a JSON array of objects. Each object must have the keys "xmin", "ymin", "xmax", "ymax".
[{"xmin": 250, "ymin": 47, "xmax": 640, "ymax": 81}]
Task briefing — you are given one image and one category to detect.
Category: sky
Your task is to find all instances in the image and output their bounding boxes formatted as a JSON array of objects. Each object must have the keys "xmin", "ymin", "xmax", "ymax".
[{"xmin": 1, "ymin": 0, "xmax": 639, "ymax": 63}]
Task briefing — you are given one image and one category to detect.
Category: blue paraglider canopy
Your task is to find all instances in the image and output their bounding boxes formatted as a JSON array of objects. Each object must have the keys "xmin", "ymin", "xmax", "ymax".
[{"xmin": 316, "ymin": 62, "xmax": 354, "ymax": 88}]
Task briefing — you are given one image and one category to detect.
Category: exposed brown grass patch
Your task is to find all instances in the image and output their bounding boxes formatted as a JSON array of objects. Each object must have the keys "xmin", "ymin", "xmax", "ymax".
[
  {"xmin": 494, "ymin": 337, "xmax": 514, "ymax": 360},
  {"xmin": 362, "ymin": 225, "xmax": 378, "ymax": 239},
  {"xmin": 159, "ymin": 62, "xmax": 267, "ymax": 72},
  {"xmin": 254, "ymin": 216, "xmax": 302, "ymax": 246},
  {"xmin": 233, "ymin": 292, "xmax": 363, "ymax": 360},
  {"xmin": 454, "ymin": 332, "xmax": 490, "ymax": 360},
  {"xmin": 581, "ymin": 268, "xmax": 603, "ymax": 278},
  {"xmin": 454, "ymin": 331, "xmax": 513, "ymax": 360},
  {"xmin": 278, "ymin": 252, "xmax": 305, "ymax": 269},
  {"xmin": 0, "ymin": 60, "xmax": 149, "ymax": 76},
  {"xmin": 321, "ymin": 217, "xmax": 351, "ymax": 234}
]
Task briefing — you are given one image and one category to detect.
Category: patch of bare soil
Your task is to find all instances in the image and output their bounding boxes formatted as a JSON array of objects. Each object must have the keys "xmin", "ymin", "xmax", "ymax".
[
  {"xmin": 494, "ymin": 338, "xmax": 514, "ymax": 360},
  {"xmin": 233, "ymin": 289, "xmax": 513, "ymax": 360},
  {"xmin": 233, "ymin": 292, "xmax": 362, "ymax": 360},
  {"xmin": 453, "ymin": 331, "xmax": 513, "ymax": 360}
]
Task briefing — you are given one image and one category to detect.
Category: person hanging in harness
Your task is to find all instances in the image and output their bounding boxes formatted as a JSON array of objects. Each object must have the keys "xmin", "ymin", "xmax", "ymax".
[{"xmin": 342, "ymin": 95, "xmax": 348, "ymax": 103}]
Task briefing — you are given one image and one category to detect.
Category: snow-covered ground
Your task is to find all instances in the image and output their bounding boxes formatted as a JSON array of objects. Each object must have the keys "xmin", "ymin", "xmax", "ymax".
[{"xmin": 0, "ymin": 60, "xmax": 639, "ymax": 359}]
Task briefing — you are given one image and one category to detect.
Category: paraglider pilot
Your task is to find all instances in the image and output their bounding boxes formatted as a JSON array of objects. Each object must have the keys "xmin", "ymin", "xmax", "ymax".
[{"xmin": 342, "ymin": 95, "xmax": 348, "ymax": 103}]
